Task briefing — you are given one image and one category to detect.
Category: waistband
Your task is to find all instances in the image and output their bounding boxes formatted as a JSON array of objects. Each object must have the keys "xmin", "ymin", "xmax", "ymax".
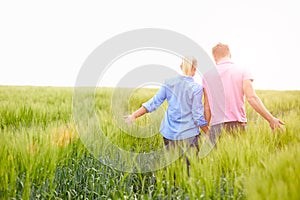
[{"xmin": 224, "ymin": 121, "xmax": 246, "ymax": 125}]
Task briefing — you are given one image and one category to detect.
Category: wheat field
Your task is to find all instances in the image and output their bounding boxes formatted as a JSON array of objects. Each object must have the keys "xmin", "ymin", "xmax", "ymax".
[{"xmin": 0, "ymin": 86, "xmax": 299, "ymax": 199}]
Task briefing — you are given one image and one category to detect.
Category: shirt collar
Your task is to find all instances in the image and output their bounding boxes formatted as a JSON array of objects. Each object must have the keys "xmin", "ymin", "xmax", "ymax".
[
  {"xmin": 180, "ymin": 75, "xmax": 194, "ymax": 81},
  {"xmin": 217, "ymin": 59, "xmax": 233, "ymax": 65}
]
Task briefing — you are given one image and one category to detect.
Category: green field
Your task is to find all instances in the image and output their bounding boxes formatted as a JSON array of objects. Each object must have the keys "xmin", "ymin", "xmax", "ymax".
[{"xmin": 0, "ymin": 86, "xmax": 299, "ymax": 199}]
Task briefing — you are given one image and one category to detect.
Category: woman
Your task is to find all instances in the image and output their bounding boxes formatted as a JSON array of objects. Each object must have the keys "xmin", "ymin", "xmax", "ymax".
[{"xmin": 126, "ymin": 57, "xmax": 209, "ymax": 150}]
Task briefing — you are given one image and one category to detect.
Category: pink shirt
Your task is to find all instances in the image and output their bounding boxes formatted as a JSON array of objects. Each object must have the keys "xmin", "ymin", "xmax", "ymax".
[{"xmin": 203, "ymin": 60, "xmax": 253, "ymax": 126}]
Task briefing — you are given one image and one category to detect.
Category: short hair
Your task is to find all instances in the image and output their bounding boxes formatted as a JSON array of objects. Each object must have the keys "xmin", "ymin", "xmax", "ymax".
[
  {"xmin": 181, "ymin": 56, "xmax": 197, "ymax": 75},
  {"xmin": 212, "ymin": 43, "xmax": 231, "ymax": 60}
]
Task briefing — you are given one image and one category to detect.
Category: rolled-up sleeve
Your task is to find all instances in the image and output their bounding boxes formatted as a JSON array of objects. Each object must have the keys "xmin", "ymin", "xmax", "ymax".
[
  {"xmin": 192, "ymin": 88, "xmax": 208, "ymax": 127},
  {"xmin": 142, "ymin": 86, "xmax": 166, "ymax": 113}
]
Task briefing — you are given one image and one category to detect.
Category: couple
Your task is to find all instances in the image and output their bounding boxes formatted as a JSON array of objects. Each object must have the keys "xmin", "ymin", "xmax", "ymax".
[{"xmin": 126, "ymin": 43, "xmax": 284, "ymax": 151}]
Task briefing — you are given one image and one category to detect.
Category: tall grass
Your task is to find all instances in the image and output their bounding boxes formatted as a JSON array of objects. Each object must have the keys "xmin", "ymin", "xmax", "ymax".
[{"xmin": 0, "ymin": 86, "xmax": 299, "ymax": 199}]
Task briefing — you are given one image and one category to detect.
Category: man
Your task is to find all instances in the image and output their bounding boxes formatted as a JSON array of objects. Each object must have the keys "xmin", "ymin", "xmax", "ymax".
[{"xmin": 203, "ymin": 43, "xmax": 284, "ymax": 144}]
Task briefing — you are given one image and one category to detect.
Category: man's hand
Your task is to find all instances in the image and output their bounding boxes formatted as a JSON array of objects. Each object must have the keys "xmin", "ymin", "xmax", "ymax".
[
  {"xmin": 200, "ymin": 125, "xmax": 210, "ymax": 135},
  {"xmin": 269, "ymin": 117, "xmax": 285, "ymax": 131}
]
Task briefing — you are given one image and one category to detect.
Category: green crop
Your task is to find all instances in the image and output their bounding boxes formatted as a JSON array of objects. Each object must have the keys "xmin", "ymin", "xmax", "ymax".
[{"xmin": 0, "ymin": 86, "xmax": 299, "ymax": 199}]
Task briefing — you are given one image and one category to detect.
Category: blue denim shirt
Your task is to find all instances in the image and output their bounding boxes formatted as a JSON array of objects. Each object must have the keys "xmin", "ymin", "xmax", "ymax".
[{"xmin": 142, "ymin": 76, "xmax": 207, "ymax": 140}]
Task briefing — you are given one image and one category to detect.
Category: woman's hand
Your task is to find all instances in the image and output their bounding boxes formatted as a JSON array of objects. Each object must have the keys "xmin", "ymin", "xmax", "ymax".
[
  {"xmin": 124, "ymin": 106, "xmax": 147, "ymax": 124},
  {"xmin": 124, "ymin": 115, "xmax": 135, "ymax": 124}
]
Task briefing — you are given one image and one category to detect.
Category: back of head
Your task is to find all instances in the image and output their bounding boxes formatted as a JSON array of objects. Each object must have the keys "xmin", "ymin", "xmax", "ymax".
[
  {"xmin": 180, "ymin": 56, "xmax": 197, "ymax": 76},
  {"xmin": 212, "ymin": 43, "xmax": 231, "ymax": 63}
]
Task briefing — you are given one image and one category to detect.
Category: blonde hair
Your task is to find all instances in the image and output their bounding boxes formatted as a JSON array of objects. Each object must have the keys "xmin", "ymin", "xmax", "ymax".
[
  {"xmin": 180, "ymin": 56, "xmax": 197, "ymax": 76},
  {"xmin": 212, "ymin": 43, "xmax": 231, "ymax": 61}
]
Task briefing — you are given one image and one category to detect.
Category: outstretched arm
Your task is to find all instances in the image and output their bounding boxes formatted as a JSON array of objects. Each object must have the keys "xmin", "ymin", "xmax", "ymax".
[
  {"xmin": 243, "ymin": 79, "xmax": 285, "ymax": 130},
  {"xmin": 125, "ymin": 106, "xmax": 147, "ymax": 124},
  {"xmin": 126, "ymin": 86, "xmax": 166, "ymax": 124}
]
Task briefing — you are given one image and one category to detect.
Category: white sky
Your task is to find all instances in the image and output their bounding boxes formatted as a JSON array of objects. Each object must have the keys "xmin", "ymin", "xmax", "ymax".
[{"xmin": 0, "ymin": 0, "xmax": 299, "ymax": 90}]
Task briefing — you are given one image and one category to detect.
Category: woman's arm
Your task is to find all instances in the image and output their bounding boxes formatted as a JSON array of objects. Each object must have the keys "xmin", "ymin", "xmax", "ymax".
[
  {"xmin": 125, "ymin": 106, "xmax": 147, "ymax": 124},
  {"xmin": 126, "ymin": 86, "xmax": 166, "ymax": 124},
  {"xmin": 192, "ymin": 87, "xmax": 209, "ymax": 134}
]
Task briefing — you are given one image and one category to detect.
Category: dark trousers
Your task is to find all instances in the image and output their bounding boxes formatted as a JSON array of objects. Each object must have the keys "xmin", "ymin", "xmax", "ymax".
[
  {"xmin": 210, "ymin": 121, "xmax": 246, "ymax": 145},
  {"xmin": 163, "ymin": 135, "xmax": 199, "ymax": 176}
]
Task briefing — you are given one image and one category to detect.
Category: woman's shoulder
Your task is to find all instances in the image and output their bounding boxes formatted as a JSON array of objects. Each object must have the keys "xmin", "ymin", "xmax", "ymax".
[
  {"xmin": 164, "ymin": 76, "xmax": 181, "ymax": 85},
  {"xmin": 190, "ymin": 81, "xmax": 202, "ymax": 92},
  {"xmin": 164, "ymin": 76, "xmax": 203, "ymax": 93}
]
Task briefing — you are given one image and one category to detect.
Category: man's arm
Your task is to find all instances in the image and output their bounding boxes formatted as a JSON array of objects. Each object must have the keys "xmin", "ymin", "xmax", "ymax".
[
  {"xmin": 203, "ymin": 88, "xmax": 211, "ymax": 126},
  {"xmin": 243, "ymin": 79, "xmax": 285, "ymax": 130}
]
